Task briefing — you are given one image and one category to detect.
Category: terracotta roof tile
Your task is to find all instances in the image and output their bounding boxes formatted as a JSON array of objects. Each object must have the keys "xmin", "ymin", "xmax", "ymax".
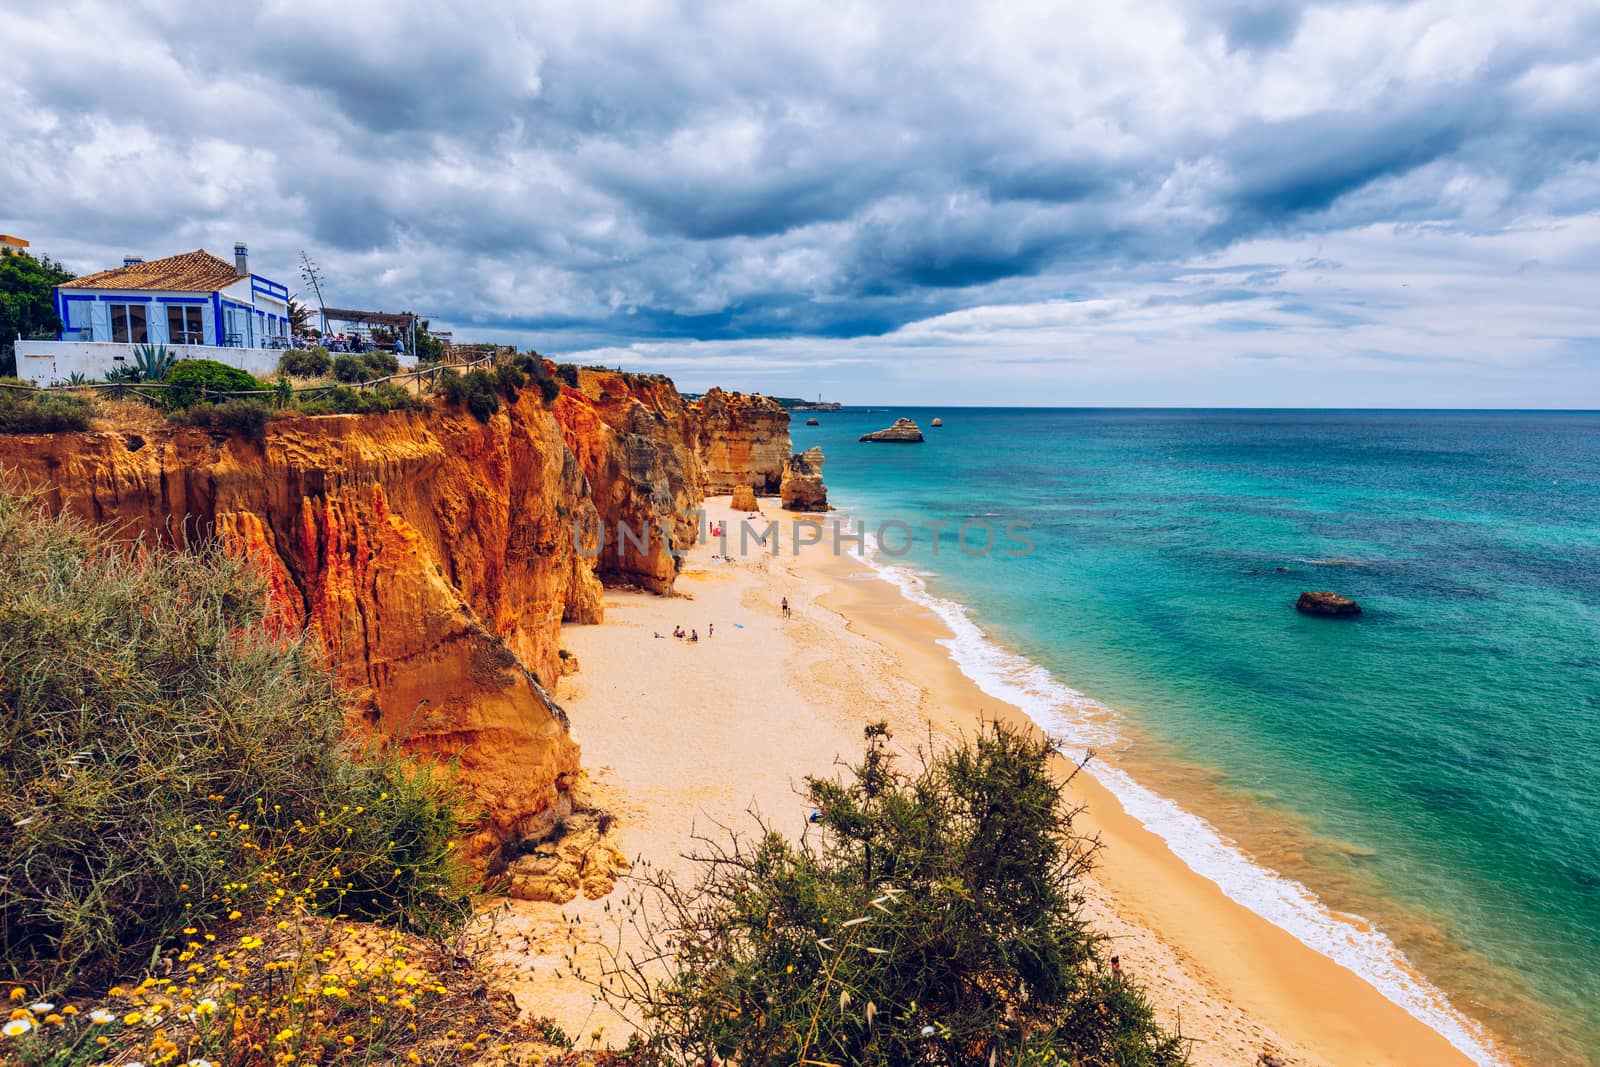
[{"xmin": 69, "ymin": 249, "xmax": 244, "ymax": 292}]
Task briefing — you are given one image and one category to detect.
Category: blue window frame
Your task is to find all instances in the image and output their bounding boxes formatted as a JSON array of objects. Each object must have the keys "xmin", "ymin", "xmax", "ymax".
[
  {"xmin": 167, "ymin": 304, "xmax": 204, "ymax": 345},
  {"xmin": 110, "ymin": 302, "xmax": 148, "ymax": 344}
]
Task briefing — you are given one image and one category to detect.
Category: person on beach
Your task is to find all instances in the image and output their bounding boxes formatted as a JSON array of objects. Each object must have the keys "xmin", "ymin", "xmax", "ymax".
[
  {"xmin": 689, "ymin": 629, "xmax": 699, "ymax": 643},
  {"xmin": 673, "ymin": 626, "xmax": 684, "ymax": 638},
  {"xmin": 1110, "ymin": 955, "xmax": 1122, "ymax": 976},
  {"xmin": 708, "ymin": 623, "xmax": 714, "ymax": 637},
  {"xmin": 781, "ymin": 596, "xmax": 790, "ymax": 619}
]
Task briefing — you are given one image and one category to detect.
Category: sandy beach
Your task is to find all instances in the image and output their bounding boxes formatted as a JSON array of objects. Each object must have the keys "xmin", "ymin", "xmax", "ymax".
[{"xmin": 487, "ymin": 497, "xmax": 1491, "ymax": 1066}]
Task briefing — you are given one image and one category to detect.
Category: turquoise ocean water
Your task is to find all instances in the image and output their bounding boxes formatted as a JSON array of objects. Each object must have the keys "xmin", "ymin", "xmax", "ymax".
[{"xmin": 792, "ymin": 409, "xmax": 1600, "ymax": 1065}]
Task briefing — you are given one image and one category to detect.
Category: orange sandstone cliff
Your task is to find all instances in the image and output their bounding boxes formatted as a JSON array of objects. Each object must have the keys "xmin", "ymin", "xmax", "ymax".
[
  {"xmin": 691, "ymin": 387, "xmax": 791, "ymax": 495},
  {"xmin": 0, "ymin": 373, "xmax": 811, "ymax": 864},
  {"xmin": 0, "ymin": 394, "xmax": 601, "ymax": 856},
  {"xmin": 552, "ymin": 368, "xmax": 704, "ymax": 593}
]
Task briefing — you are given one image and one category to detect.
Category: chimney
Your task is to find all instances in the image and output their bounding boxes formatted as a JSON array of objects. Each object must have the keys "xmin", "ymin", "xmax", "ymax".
[
  {"xmin": 234, "ymin": 242, "xmax": 249, "ymax": 275},
  {"xmin": 123, "ymin": 255, "xmax": 144, "ymax": 267}
]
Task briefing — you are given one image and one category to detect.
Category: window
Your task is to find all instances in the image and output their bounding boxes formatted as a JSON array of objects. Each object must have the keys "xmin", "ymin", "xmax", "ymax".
[
  {"xmin": 223, "ymin": 305, "xmax": 247, "ymax": 347},
  {"xmin": 110, "ymin": 303, "xmax": 148, "ymax": 344},
  {"xmin": 167, "ymin": 305, "xmax": 204, "ymax": 345}
]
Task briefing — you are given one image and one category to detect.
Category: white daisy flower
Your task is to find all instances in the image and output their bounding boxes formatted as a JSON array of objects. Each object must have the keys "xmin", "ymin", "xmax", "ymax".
[
  {"xmin": 89, "ymin": 1008, "xmax": 115, "ymax": 1024},
  {"xmin": 3, "ymin": 1018, "xmax": 34, "ymax": 1036},
  {"xmin": 28, "ymin": 1003, "xmax": 53, "ymax": 1013}
]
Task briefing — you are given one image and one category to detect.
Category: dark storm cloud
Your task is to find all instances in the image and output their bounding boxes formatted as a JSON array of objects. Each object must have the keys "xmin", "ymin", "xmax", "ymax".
[{"xmin": 1, "ymin": 0, "xmax": 1598, "ymax": 404}]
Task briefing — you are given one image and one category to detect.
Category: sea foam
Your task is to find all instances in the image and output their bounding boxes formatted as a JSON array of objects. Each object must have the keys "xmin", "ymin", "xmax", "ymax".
[{"xmin": 857, "ymin": 532, "xmax": 1507, "ymax": 1067}]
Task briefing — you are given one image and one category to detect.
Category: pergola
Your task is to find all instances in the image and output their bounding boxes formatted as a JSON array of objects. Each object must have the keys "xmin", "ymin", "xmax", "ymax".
[{"xmin": 321, "ymin": 307, "xmax": 417, "ymax": 351}]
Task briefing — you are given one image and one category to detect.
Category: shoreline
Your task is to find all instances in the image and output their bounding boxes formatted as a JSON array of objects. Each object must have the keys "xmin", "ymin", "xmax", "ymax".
[{"xmin": 489, "ymin": 497, "xmax": 1505, "ymax": 1066}]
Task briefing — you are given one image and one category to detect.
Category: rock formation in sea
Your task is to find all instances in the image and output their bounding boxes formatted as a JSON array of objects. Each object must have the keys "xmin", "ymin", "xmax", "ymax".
[
  {"xmin": 0, "ymin": 368, "xmax": 823, "ymax": 872},
  {"xmin": 730, "ymin": 484, "xmax": 760, "ymax": 511},
  {"xmin": 1296, "ymin": 591, "xmax": 1363, "ymax": 617},
  {"xmin": 692, "ymin": 387, "xmax": 790, "ymax": 493},
  {"xmin": 780, "ymin": 446, "xmax": 828, "ymax": 510},
  {"xmin": 931, "ymin": 417, "xmax": 943, "ymax": 427},
  {"xmin": 860, "ymin": 417, "xmax": 925, "ymax": 443},
  {"xmin": 805, "ymin": 417, "xmax": 820, "ymax": 426}
]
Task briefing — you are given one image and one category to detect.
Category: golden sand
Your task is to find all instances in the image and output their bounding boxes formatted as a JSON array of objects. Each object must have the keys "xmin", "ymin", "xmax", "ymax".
[{"xmin": 485, "ymin": 497, "xmax": 1484, "ymax": 1066}]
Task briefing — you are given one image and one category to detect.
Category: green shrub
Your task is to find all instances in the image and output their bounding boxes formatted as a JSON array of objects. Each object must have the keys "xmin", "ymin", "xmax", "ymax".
[
  {"xmin": 496, "ymin": 359, "xmax": 528, "ymax": 397},
  {"xmin": 161, "ymin": 358, "xmax": 262, "ymax": 410},
  {"xmin": 292, "ymin": 383, "xmax": 424, "ymax": 416},
  {"xmin": 331, "ymin": 351, "xmax": 400, "ymax": 383},
  {"xmin": 598, "ymin": 722, "xmax": 1188, "ymax": 1066},
  {"xmin": 0, "ymin": 384, "xmax": 94, "ymax": 434},
  {"xmin": 362, "ymin": 350, "xmax": 400, "ymax": 377},
  {"xmin": 173, "ymin": 398, "xmax": 273, "ymax": 440},
  {"xmin": 508, "ymin": 353, "xmax": 561, "ymax": 404},
  {"xmin": 278, "ymin": 345, "xmax": 331, "ymax": 378},
  {"xmin": 555, "ymin": 362, "xmax": 579, "ymax": 388},
  {"xmin": 331, "ymin": 353, "xmax": 368, "ymax": 382},
  {"xmin": 437, "ymin": 367, "xmax": 501, "ymax": 422},
  {"xmin": 0, "ymin": 494, "xmax": 473, "ymax": 991}
]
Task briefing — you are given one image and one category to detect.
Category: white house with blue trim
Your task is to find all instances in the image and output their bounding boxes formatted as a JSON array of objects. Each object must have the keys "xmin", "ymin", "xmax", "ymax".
[{"xmin": 14, "ymin": 243, "xmax": 295, "ymax": 385}]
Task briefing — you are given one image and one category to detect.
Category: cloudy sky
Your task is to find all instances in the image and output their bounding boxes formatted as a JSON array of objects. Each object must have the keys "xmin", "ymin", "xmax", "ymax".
[{"xmin": 3, "ymin": 1, "xmax": 1597, "ymax": 406}]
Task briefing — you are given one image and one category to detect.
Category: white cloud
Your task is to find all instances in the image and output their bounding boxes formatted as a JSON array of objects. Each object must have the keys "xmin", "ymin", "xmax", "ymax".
[{"xmin": 0, "ymin": 0, "xmax": 1596, "ymax": 405}]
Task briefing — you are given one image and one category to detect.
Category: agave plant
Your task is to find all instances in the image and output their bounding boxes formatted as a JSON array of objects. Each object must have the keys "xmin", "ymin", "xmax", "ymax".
[
  {"xmin": 133, "ymin": 343, "xmax": 177, "ymax": 382},
  {"xmin": 66, "ymin": 371, "xmax": 90, "ymax": 386},
  {"xmin": 104, "ymin": 364, "xmax": 142, "ymax": 384}
]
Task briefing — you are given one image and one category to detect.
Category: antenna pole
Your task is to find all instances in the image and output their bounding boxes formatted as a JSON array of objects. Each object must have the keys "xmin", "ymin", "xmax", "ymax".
[{"xmin": 299, "ymin": 251, "xmax": 329, "ymax": 337}]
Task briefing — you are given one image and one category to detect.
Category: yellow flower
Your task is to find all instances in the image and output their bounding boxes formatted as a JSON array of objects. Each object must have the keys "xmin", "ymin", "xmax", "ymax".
[
  {"xmin": 124, "ymin": 1011, "xmax": 143, "ymax": 1024},
  {"xmin": 6, "ymin": 989, "xmax": 23, "ymax": 1002}
]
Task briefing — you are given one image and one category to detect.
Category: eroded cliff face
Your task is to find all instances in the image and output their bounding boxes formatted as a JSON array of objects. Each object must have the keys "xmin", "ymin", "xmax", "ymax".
[
  {"xmin": 552, "ymin": 368, "xmax": 703, "ymax": 593},
  {"xmin": 691, "ymin": 387, "xmax": 791, "ymax": 495},
  {"xmin": 0, "ymin": 371, "xmax": 819, "ymax": 869},
  {"xmin": 0, "ymin": 396, "xmax": 602, "ymax": 857}
]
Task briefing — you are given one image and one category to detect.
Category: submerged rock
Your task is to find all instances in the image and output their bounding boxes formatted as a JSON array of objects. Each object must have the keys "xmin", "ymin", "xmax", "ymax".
[
  {"xmin": 805, "ymin": 417, "xmax": 819, "ymax": 426},
  {"xmin": 781, "ymin": 446, "xmax": 828, "ymax": 510},
  {"xmin": 859, "ymin": 418, "xmax": 925, "ymax": 443},
  {"xmin": 1296, "ymin": 591, "xmax": 1362, "ymax": 618}
]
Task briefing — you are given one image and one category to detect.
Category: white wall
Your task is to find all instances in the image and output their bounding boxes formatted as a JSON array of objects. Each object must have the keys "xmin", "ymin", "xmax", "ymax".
[
  {"xmin": 13, "ymin": 340, "xmax": 419, "ymax": 387},
  {"xmin": 14, "ymin": 341, "xmax": 286, "ymax": 386}
]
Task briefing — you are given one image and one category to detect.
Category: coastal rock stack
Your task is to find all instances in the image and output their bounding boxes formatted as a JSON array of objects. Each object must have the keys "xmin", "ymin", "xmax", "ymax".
[
  {"xmin": 860, "ymin": 417, "xmax": 925, "ymax": 443},
  {"xmin": 780, "ymin": 446, "xmax": 828, "ymax": 510},
  {"xmin": 1296, "ymin": 591, "xmax": 1363, "ymax": 618},
  {"xmin": 730, "ymin": 484, "xmax": 761, "ymax": 511},
  {"xmin": 931, "ymin": 417, "xmax": 943, "ymax": 426}
]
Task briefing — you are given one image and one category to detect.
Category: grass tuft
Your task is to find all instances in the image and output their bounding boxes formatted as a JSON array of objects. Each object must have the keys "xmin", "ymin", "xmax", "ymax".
[{"xmin": 0, "ymin": 492, "xmax": 473, "ymax": 994}]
